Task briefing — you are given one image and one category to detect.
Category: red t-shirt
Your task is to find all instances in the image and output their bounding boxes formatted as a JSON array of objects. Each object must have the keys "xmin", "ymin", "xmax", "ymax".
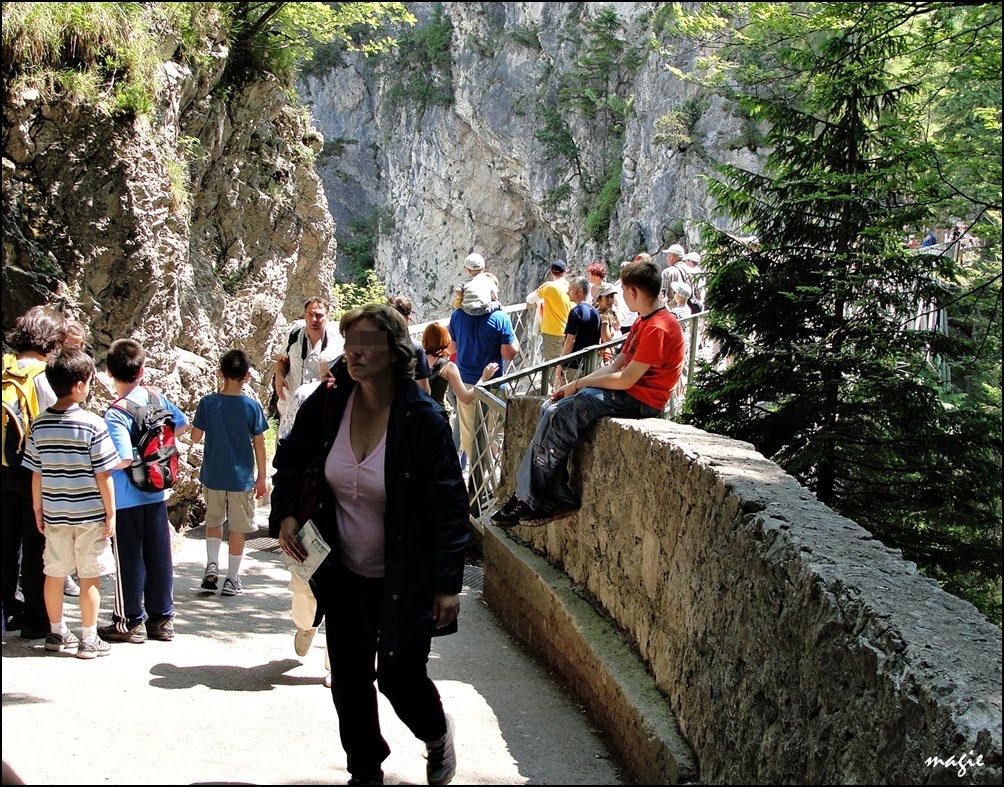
[{"xmin": 620, "ymin": 307, "xmax": 685, "ymax": 410}]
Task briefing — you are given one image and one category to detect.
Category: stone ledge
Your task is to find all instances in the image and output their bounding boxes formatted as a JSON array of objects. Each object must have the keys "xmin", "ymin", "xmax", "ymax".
[
  {"xmin": 483, "ymin": 522, "xmax": 699, "ymax": 784},
  {"xmin": 485, "ymin": 397, "xmax": 1002, "ymax": 784}
]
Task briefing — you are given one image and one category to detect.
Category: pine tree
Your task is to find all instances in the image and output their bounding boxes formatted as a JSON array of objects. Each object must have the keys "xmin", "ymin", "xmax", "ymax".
[{"xmin": 679, "ymin": 3, "xmax": 1002, "ymax": 620}]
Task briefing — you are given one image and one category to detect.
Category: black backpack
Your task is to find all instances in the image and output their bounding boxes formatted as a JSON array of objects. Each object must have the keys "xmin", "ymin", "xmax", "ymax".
[{"xmin": 107, "ymin": 387, "xmax": 179, "ymax": 493}]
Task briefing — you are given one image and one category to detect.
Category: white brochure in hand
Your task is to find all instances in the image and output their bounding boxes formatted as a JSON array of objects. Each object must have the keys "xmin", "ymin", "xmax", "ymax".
[{"xmin": 280, "ymin": 519, "xmax": 331, "ymax": 583}]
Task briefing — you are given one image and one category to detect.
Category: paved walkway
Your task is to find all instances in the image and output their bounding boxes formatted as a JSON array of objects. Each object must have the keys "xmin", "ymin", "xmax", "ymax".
[{"xmin": 1, "ymin": 508, "xmax": 629, "ymax": 786}]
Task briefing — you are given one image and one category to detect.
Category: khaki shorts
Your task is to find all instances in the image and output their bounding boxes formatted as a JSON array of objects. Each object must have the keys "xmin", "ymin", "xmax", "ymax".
[
  {"xmin": 43, "ymin": 522, "xmax": 114, "ymax": 580},
  {"xmin": 203, "ymin": 487, "xmax": 257, "ymax": 534}
]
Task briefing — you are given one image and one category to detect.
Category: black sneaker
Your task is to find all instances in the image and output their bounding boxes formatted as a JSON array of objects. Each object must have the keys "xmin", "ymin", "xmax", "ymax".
[
  {"xmin": 521, "ymin": 501, "xmax": 580, "ymax": 526},
  {"xmin": 19, "ymin": 622, "xmax": 50, "ymax": 640},
  {"xmin": 200, "ymin": 562, "xmax": 219, "ymax": 591},
  {"xmin": 490, "ymin": 496, "xmax": 535, "ymax": 527},
  {"xmin": 347, "ymin": 772, "xmax": 384, "ymax": 785},
  {"xmin": 44, "ymin": 629, "xmax": 80, "ymax": 653},
  {"xmin": 425, "ymin": 714, "xmax": 456, "ymax": 785},
  {"xmin": 146, "ymin": 616, "xmax": 175, "ymax": 641},
  {"xmin": 98, "ymin": 622, "xmax": 147, "ymax": 644}
]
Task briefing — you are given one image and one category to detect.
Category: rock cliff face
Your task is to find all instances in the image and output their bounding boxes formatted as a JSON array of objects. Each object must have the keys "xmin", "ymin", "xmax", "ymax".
[
  {"xmin": 3, "ymin": 47, "xmax": 335, "ymax": 419},
  {"xmin": 302, "ymin": 1, "xmax": 757, "ymax": 320},
  {"xmin": 3, "ymin": 40, "xmax": 335, "ymax": 522}
]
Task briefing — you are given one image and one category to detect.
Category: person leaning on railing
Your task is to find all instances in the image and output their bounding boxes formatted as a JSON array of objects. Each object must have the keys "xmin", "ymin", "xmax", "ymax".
[{"xmin": 491, "ymin": 258, "xmax": 686, "ymax": 527}]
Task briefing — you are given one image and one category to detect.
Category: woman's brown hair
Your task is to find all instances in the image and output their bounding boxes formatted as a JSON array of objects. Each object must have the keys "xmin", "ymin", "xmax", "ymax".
[{"xmin": 339, "ymin": 304, "xmax": 416, "ymax": 384}]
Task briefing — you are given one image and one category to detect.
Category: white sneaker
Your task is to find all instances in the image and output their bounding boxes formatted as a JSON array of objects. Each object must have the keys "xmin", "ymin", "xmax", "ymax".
[
  {"xmin": 63, "ymin": 575, "xmax": 80, "ymax": 597},
  {"xmin": 294, "ymin": 627, "xmax": 316, "ymax": 656},
  {"xmin": 220, "ymin": 576, "xmax": 243, "ymax": 596}
]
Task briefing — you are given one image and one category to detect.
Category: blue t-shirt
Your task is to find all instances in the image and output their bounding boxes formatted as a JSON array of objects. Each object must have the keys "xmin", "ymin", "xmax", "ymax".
[
  {"xmin": 193, "ymin": 392, "xmax": 269, "ymax": 491},
  {"xmin": 565, "ymin": 302, "xmax": 601, "ymax": 354},
  {"xmin": 448, "ymin": 308, "xmax": 517, "ymax": 384},
  {"xmin": 105, "ymin": 387, "xmax": 189, "ymax": 510}
]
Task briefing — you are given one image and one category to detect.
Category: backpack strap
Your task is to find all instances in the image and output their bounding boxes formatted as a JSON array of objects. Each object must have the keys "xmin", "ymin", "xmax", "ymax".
[
  {"xmin": 299, "ymin": 327, "xmax": 329, "ymax": 362},
  {"xmin": 108, "ymin": 386, "xmax": 161, "ymax": 442}
]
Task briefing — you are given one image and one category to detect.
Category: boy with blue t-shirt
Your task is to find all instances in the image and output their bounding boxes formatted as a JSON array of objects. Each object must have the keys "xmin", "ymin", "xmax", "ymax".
[
  {"xmin": 99, "ymin": 339, "xmax": 190, "ymax": 645},
  {"xmin": 190, "ymin": 349, "xmax": 269, "ymax": 596},
  {"xmin": 23, "ymin": 348, "xmax": 121, "ymax": 658}
]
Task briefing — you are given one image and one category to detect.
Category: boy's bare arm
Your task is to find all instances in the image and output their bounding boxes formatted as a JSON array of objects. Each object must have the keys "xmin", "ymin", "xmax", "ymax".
[
  {"xmin": 189, "ymin": 426, "xmax": 205, "ymax": 445},
  {"xmin": 253, "ymin": 433, "xmax": 268, "ymax": 498},
  {"xmin": 31, "ymin": 471, "xmax": 44, "ymax": 534},
  {"xmin": 550, "ymin": 356, "xmax": 649, "ymax": 402},
  {"xmin": 94, "ymin": 469, "xmax": 116, "ymax": 538}
]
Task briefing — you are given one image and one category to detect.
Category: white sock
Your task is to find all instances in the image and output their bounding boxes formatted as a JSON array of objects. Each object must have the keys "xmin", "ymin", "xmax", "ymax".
[
  {"xmin": 81, "ymin": 624, "xmax": 97, "ymax": 644},
  {"xmin": 207, "ymin": 537, "xmax": 222, "ymax": 566},
  {"xmin": 227, "ymin": 553, "xmax": 243, "ymax": 580},
  {"xmin": 50, "ymin": 620, "xmax": 67, "ymax": 636}
]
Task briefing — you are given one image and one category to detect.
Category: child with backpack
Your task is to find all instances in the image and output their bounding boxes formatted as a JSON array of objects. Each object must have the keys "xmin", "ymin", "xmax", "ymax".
[
  {"xmin": 98, "ymin": 339, "xmax": 189, "ymax": 645},
  {"xmin": 2, "ymin": 305, "xmax": 66, "ymax": 639},
  {"xmin": 189, "ymin": 349, "xmax": 269, "ymax": 596},
  {"xmin": 22, "ymin": 348, "xmax": 121, "ymax": 658}
]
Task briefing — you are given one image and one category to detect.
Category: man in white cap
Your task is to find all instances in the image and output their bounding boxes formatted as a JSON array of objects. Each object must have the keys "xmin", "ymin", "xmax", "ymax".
[
  {"xmin": 680, "ymin": 250, "xmax": 706, "ymax": 303},
  {"xmin": 660, "ymin": 243, "xmax": 688, "ymax": 299}
]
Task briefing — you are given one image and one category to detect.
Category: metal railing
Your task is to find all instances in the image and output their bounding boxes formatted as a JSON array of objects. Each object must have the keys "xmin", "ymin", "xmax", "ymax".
[{"xmin": 446, "ymin": 308, "xmax": 709, "ymax": 528}]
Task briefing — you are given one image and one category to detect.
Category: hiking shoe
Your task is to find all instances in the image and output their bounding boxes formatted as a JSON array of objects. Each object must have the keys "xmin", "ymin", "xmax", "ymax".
[
  {"xmin": 425, "ymin": 714, "xmax": 456, "ymax": 785},
  {"xmin": 347, "ymin": 772, "xmax": 384, "ymax": 785},
  {"xmin": 490, "ymin": 496, "xmax": 535, "ymax": 527},
  {"xmin": 44, "ymin": 630, "xmax": 80, "ymax": 653},
  {"xmin": 19, "ymin": 623, "xmax": 49, "ymax": 640},
  {"xmin": 200, "ymin": 562, "xmax": 219, "ymax": 591},
  {"xmin": 98, "ymin": 622, "xmax": 147, "ymax": 644},
  {"xmin": 145, "ymin": 617, "xmax": 175, "ymax": 641},
  {"xmin": 294, "ymin": 626, "xmax": 316, "ymax": 657},
  {"xmin": 76, "ymin": 637, "xmax": 111, "ymax": 659},
  {"xmin": 63, "ymin": 575, "xmax": 80, "ymax": 597},
  {"xmin": 520, "ymin": 502, "xmax": 580, "ymax": 526},
  {"xmin": 220, "ymin": 576, "xmax": 243, "ymax": 596}
]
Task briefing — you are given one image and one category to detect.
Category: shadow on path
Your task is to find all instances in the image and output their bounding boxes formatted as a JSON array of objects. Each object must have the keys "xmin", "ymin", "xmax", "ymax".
[{"xmin": 149, "ymin": 657, "xmax": 319, "ymax": 691}]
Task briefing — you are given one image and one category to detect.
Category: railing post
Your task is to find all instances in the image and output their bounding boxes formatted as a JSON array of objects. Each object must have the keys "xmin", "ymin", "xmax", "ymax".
[{"xmin": 469, "ymin": 397, "xmax": 490, "ymax": 519}]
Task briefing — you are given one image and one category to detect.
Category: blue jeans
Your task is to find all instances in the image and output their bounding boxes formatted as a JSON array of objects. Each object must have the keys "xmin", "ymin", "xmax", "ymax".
[{"xmin": 515, "ymin": 387, "xmax": 660, "ymax": 510}]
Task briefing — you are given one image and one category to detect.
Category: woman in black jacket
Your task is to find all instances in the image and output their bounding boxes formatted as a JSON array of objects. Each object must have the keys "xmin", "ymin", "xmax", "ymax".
[{"xmin": 269, "ymin": 304, "xmax": 469, "ymax": 786}]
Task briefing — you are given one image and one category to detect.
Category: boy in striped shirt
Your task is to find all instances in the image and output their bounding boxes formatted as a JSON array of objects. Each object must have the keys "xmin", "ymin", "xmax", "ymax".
[{"xmin": 23, "ymin": 348, "xmax": 120, "ymax": 658}]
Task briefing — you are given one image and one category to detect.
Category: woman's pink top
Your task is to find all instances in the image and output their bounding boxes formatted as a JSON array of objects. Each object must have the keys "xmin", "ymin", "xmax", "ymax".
[{"xmin": 325, "ymin": 389, "xmax": 386, "ymax": 578}]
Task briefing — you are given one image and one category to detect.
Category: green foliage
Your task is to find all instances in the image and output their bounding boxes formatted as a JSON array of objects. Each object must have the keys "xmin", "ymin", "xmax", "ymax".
[
  {"xmin": 337, "ymin": 212, "xmax": 383, "ymax": 280},
  {"xmin": 331, "ymin": 269, "xmax": 386, "ymax": 319},
  {"xmin": 675, "ymin": 2, "xmax": 1002, "ymax": 623},
  {"xmin": 585, "ymin": 160, "xmax": 622, "ymax": 242},
  {"xmin": 535, "ymin": 101, "xmax": 581, "ymax": 177},
  {"xmin": 543, "ymin": 183, "xmax": 573, "ymax": 212},
  {"xmin": 508, "ymin": 23, "xmax": 541, "ymax": 50},
  {"xmin": 1, "ymin": 2, "xmax": 162, "ymax": 115},
  {"xmin": 1, "ymin": 2, "xmax": 415, "ymax": 109},
  {"xmin": 223, "ymin": 2, "xmax": 415, "ymax": 86},
  {"xmin": 383, "ymin": 4, "xmax": 453, "ymax": 110},
  {"xmin": 321, "ymin": 137, "xmax": 357, "ymax": 159},
  {"xmin": 535, "ymin": 5, "xmax": 639, "ymax": 243},
  {"xmin": 654, "ymin": 95, "xmax": 709, "ymax": 151}
]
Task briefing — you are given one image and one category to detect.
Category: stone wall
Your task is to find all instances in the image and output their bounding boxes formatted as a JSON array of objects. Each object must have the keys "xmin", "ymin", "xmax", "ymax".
[{"xmin": 488, "ymin": 397, "xmax": 1002, "ymax": 784}]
